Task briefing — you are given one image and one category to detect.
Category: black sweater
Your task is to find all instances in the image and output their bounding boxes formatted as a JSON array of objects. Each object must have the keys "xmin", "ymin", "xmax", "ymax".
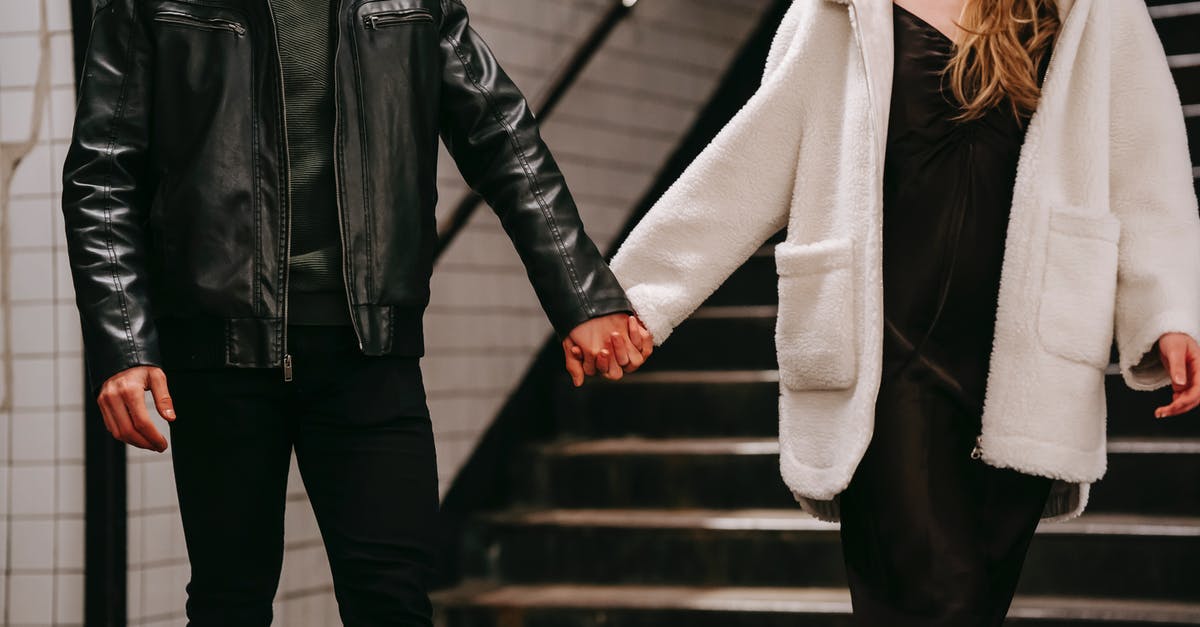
[{"xmin": 271, "ymin": 0, "xmax": 349, "ymax": 325}]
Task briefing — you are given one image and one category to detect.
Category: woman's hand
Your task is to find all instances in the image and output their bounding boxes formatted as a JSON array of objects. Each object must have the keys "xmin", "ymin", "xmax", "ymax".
[
  {"xmin": 1154, "ymin": 332, "xmax": 1200, "ymax": 418},
  {"xmin": 563, "ymin": 315, "xmax": 654, "ymax": 386}
]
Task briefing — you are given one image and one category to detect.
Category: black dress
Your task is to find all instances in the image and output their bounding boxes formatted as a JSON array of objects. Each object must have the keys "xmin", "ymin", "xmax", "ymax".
[{"xmin": 837, "ymin": 6, "xmax": 1055, "ymax": 626}]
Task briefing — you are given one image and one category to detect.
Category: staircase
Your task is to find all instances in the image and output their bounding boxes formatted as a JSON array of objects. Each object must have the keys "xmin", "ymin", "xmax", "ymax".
[{"xmin": 434, "ymin": 2, "xmax": 1200, "ymax": 625}]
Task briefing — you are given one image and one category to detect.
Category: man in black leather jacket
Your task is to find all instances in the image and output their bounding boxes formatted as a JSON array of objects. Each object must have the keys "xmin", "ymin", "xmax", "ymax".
[{"xmin": 62, "ymin": 0, "xmax": 651, "ymax": 624}]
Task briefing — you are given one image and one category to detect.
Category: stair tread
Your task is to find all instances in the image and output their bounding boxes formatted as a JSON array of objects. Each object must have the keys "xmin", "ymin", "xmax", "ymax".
[
  {"xmin": 435, "ymin": 582, "xmax": 1200, "ymax": 621},
  {"xmin": 536, "ymin": 436, "xmax": 1200, "ymax": 456},
  {"xmin": 480, "ymin": 508, "xmax": 1200, "ymax": 536},
  {"xmin": 1150, "ymin": 1, "xmax": 1200, "ymax": 19}
]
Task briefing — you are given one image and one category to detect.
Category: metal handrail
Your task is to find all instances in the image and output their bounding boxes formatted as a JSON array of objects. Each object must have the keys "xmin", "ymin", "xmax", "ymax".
[{"xmin": 433, "ymin": 0, "xmax": 639, "ymax": 259}]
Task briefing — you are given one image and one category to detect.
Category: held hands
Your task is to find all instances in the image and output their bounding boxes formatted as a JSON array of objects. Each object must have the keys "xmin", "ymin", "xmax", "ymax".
[
  {"xmin": 562, "ymin": 314, "xmax": 654, "ymax": 386},
  {"xmin": 1155, "ymin": 332, "xmax": 1200, "ymax": 418},
  {"xmin": 97, "ymin": 366, "xmax": 176, "ymax": 452}
]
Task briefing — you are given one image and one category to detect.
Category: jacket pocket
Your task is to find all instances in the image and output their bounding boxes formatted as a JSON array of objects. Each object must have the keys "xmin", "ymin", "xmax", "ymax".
[
  {"xmin": 362, "ymin": 8, "xmax": 435, "ymax": 29},
  {"xmin": 774, "ymin": 238, "xmax": 857, "ymax": 390},
  {"xmin": 1037, "ymin": 208, "xmax": 1121, "ymax": 369}
]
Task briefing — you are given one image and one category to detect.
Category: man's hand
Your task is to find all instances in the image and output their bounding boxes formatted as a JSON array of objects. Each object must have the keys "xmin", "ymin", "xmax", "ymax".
[
  {"xmin": 562, "ymin": 315, "xmax": 654, "ymax": 386},
  {"xmin": 97, "ymin": 366, "xmax": 176, "ymax": 452},
  {"xmin": 1155, "ymin": 332, "xmax": 1200, "ymax": 418}
]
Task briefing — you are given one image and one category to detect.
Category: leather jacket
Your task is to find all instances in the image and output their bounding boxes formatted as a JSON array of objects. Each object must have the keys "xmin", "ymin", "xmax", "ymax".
[{"xmin": 63, "ymin": 0, "xmax": 632, "ymax": 387}]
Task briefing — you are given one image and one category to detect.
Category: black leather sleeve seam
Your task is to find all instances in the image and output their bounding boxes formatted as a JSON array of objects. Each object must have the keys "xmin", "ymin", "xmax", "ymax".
[
  {"xmin": 440, "ymin": 11, "xmax": 595, "ymax": 320},
  {"xmin": 97, "ymin": 3, "xmax": 143, "ymax": 365}
]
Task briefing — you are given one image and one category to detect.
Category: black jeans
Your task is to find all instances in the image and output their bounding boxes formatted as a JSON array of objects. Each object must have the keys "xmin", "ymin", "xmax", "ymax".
[{"xmin": 166, "ymin": 325, "xmax": 439, "ymax": 626}]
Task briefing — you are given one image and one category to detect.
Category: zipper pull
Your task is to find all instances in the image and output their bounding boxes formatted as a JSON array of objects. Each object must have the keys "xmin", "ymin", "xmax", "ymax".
[
  {"xmin": 283, "ymin": 354, "xmax": 294, "ymax": 382},
  {"xmin": 970, "ymin": 435, "xmax": 983, "ymax": 460}
]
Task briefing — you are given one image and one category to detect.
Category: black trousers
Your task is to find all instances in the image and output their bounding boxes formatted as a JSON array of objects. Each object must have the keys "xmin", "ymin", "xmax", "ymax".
[
  {"xmin": 166, "ymin": 325, "xmax": 439, "ymax": 626},
  {"xmin": 838, "ymin": 357, "xmax": 1054, "ymax": 626}
]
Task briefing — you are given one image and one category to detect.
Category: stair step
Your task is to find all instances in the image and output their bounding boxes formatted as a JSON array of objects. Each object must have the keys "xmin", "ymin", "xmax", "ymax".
[
  {"xmin": 1152, "ymin": 2, "xmax": 1200, "ymax": 57},
  {"xmin": 514, "ymin": 436, "xmax": 1200, "ymax": 515},
  {"xmin": 702, "ymin": 254, "xmax": 777, "ymax": 307},
  {"xmin": 553, "ymin": 373, "xmax": 780, "ymax": 438},
  {"xmin": 555, "ymin": 370, "xmax": 1200, "ymax": 439},
  {"xmin": 464, "ymin": 509, "xmax": 1200, "ymax": 600},
  {"xmin": 640, "ymin": 313, "xmax": 776, "ymax": 372},
  {"xmin": 434, "ymin": 583, "xmax": 1200, "ymax": 626}
]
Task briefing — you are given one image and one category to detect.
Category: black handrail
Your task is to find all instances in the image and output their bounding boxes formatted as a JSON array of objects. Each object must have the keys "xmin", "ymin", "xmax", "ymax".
[{"xmin": 433, "ymin": 0, "xmax": 639, "ymax": 260}]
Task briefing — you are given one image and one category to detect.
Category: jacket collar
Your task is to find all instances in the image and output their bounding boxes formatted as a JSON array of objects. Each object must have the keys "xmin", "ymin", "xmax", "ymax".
[{"xmin": 816, "ymin": 0, "xmax": 1076, "ymax": 169}]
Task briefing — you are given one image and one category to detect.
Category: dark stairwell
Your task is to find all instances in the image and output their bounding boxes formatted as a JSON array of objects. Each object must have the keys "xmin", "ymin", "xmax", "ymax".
[{"xmin": 433, "ymin": 2, "xmax": 1200, "ymax": 624}]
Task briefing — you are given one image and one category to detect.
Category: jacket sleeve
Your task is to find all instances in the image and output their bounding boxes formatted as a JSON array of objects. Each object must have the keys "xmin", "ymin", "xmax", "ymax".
[
  {"xmin": 62, "ymin": 0, "xmax": 162, "ymax": 390},
  {"xmin": 437, "ymin": 0, "xmax": 631, "ymax": 338},
  {"xmin": 607, "ymin": 16, "xmax": 803, "ymax": 346},
  {"xmin": 1109, "ymin": 1, "xmax": 1200, "ymax": 390}
]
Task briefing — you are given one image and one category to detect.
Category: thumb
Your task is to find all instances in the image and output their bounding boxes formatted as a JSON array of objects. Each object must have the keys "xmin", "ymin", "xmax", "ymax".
[
  {"xmin": 148, "ymin": 368, "xmax": 176, "ymax": 421},
  {"xmin": 1166, "ymin": 345, "xmax": 1188, "ymax": 390}
]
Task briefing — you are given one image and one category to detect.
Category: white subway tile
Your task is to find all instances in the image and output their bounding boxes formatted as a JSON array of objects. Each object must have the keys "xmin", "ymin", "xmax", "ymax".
[
  {"xmin": 1, "ymin": 88, "xmax": 38, "ymax": 142},
  {"xmin": 12, "ymin": 356, "xmax": 55, "ymax": 408},
  {"xmin": 8, "ymin": 574, "xmax": 54, "ymax": 624},
  {"xmin": 10, "ymin": 249, "xmax": 56, "ymax": 302},
  {"xmin": 55, "ymin": 573, "xmax": 85, "ymax": 624},
  {"xmin": 11, "ymin": 303, "xmax": 56, "ymax": 354},
  {"xmin": 56, "ymin": 461, "xmax": 84, "ymax": 515},
  {"xmin": 11, "ymin": 410, "xmax": 55, "ymax": 462},
  {"xmin": 56, "ymin": 518, "xmax": 85, "ymax": 569},
  {"xmin": 0, "ymin": 0, "xmax": 40, "ymax": 33},
  {"xmin": 10, "ymin": 518, "xmax": 55, "ymax": 570},
  {"xmin": 8, "ymin": 196, "xmax": 54, "ymax": 249},
  {"xmin": 10, "ymin": 465, "xmax": 56, "ymax": 515},
  {"xmin": 58, "ymin": 409, "xmax": 85, "ymax": 460}
]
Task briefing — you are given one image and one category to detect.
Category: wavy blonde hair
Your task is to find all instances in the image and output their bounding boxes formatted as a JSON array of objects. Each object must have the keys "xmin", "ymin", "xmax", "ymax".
[{"xmin": 946, "ymin": 0, "xmax": 1060, "ymax": 121}]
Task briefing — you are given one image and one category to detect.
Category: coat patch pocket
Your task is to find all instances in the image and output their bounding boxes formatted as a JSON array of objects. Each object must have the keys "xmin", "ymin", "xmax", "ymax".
[
  {"xmin": 774, "ymin": 238, "xmax": 857, "ymax": 390},
  {"xmin": 1037, "ymin": 209, "xmax": 1121, "ymax": 369}
]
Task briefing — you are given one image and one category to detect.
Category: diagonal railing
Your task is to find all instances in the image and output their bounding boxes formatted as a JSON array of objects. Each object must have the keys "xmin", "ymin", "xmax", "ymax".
[{"xmin": 433, "ymin": 0, "xmax": 641, "ymax": 259}]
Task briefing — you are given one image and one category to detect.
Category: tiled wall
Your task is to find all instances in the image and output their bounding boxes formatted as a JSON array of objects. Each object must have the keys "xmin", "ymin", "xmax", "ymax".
[
  {"xmin": 425, "ymin": 0, "xmax": 773, "ymax": 491},
  {"xmin": 1, "ymin": 0, "xmax": 87, "ymax": 624}
]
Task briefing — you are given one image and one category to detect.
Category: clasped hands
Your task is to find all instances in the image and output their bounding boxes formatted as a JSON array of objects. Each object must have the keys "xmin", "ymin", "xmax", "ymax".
[{"xmin": 563, "ymin": 313, "xmax": 654, "ymax": 386}]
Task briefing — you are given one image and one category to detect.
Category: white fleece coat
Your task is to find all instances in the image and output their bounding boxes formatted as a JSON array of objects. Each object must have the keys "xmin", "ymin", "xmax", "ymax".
[{"xmin": 609, "ymin": 0, "xmax": 1200, "ymax": 522}]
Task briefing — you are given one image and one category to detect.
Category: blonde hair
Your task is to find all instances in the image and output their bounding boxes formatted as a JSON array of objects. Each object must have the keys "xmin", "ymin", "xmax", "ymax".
[{"xmin": 946, "ymin": 0, "xmax": 1060, "ymax": 121}]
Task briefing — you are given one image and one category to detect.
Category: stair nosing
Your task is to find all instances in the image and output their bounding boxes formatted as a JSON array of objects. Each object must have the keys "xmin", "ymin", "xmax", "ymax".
[
  {"xmin": 536, "ymin": 436, "xmax": 1200, "ymax": 457},
  {"xmin": 1149, "ymin": 1, "xmax": 1200, "ymax": 20},
  {"xmin": 1169, "ymin": 52, "xmax": 1200, "ymax": 68},
  {"xmin": 434, "ymin": 582, "xmax": 1200, "ymax": 622},
  {"xmin": 478, "ymin": 508, "xmax": 1200, "ymax": 537}
]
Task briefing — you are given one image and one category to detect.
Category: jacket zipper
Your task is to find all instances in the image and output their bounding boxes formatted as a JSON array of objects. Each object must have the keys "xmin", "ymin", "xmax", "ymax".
[
  {"xmin": 970, "ymin": 435, "xmax": 984, "ymax": 460},
  {"xmin": 334, "ymin": 7, "xmax": 366, "ymax": 351},
  {"xmin": 265, "ymin": 1, "xmax": 296, "ymax": 381},
  {"xmin": 153, "ymin": 11, "xmax": 247, "ymax": 36},
  {"xmin": 966, "ymin": 20, "xmax": 1063, "ymax": 459},
  {"xmin": 362, "ymin": 9, "xmax": 434, "ymax": 29}
]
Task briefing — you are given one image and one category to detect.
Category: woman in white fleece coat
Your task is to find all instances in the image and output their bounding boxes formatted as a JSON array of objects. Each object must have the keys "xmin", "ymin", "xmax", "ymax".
[{"xmin": 607, "ymin": 0, "xmax": 1200, "ymax": 623}]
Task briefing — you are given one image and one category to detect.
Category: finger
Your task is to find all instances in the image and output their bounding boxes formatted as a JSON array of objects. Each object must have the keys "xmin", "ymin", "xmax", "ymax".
[
  {"xmin": 564, "ymin": 345, "xmax": 586, "ymax": 387},
  {"xmin": 148, "ymin": 369, "xmax": 176, "ymax": 421},
  {"xmin": 96, "ymin": 394, "xmax": 119, "ymax": 438},
  {"xmin": 596, "ymin": 347, "xmax": 611, "ymax": 375},
  {"xmin": 611, "ymin": 332, "xmax": 632, "ymax": 367},
  {"xmin": 627, "ymin": 316, "xmax": 645, "ymax": 353},
  {"xmin": 606, "ymin": 346, "xmax": 625, "ymax": 380},
  {"xmin": 614, "ymin": 333, "xmax": 644, "ymax": 372},
  {"xmin": 123, "ymin": 387, "xmax": 168, "ymax": 452},
  {"xmin": 1166, "ymin": 344, "xmax": 1188, "ymax": 391},
  {"xmin": 106, "ymin": 395, "xmax": 158, "ymax": 450},
  {"xmin": 638, "ymin": 324, "xmax": 654, "ymax": 358},
  {"xmin": 1158, "ymin": 389, "xmax": 1200, "ymax": 418}
]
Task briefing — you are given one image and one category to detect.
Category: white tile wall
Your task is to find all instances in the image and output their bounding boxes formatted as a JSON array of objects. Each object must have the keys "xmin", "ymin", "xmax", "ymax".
[{"xmin": 1, "ymin": 1, "xmax": 87, "ymax": 625}]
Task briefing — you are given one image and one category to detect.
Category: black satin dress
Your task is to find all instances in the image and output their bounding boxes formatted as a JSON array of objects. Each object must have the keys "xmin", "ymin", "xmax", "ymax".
[{"xmin": 837, "ymin": 6, "xmax": 1055, "ymax": 626}]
